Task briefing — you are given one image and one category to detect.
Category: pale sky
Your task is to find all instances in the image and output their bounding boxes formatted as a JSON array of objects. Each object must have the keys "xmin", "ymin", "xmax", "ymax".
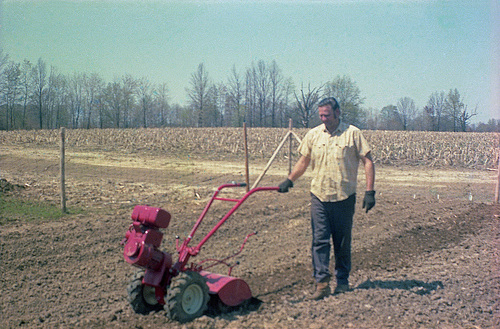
[{"xmin": 1, "ymin": 0, "xmax": 498, "ymax": 123}]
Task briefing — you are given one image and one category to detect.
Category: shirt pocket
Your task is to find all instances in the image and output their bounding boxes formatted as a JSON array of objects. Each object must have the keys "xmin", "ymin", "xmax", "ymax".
[
  {"xmin": 311, "ymin": 142, "xmax": 327, "ymax": 160},
  {"xmin": 332, "ymin": 143, "xmax": 347, "ymax": 160}
]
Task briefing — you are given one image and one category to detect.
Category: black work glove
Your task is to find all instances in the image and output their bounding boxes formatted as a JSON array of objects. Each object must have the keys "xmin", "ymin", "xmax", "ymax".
[
  {"xmin": 362, "ymin": 190, "xmax": 376, "ymax": 213},
  {"xmin": 278, "ymin": 179, "xmax": 294, "ymax": 193}
]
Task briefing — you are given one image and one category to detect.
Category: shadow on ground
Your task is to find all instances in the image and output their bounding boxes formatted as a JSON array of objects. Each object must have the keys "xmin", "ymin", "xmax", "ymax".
[{"xmin": 356, "ymin": 279, "xmax": 444, "ymax": 295}]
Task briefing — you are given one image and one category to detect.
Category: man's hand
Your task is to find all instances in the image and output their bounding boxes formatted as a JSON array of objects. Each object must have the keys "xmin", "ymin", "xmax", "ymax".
[
  {"xmin": 362, "ymin": 190, "xmax": 376, "ymax": 213},
  {"xmin": 278, "ymin": 179, "xmax": 294, "ymax": 193}
]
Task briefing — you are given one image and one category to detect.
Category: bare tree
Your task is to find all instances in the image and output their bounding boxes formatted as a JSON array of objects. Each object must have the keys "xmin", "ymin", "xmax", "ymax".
[
  {"xmin": 324, "ymin": 75, "xmax": 364, "ymax": 126},
  {"xmin": 31, "ymin": 58, "xmax": 47, "ymax": 129},
  {"xmin": 136, "ymin": 77, "xmax": 152, "ymax": 128},
  {"xmin": 153, "ymin": 82, "xmax": 170, "ymax": 126},
  {"xmin": 379, "ymin": 105, "xmax": 400, "ymax": 130},
  {"xmin": 294, "ymin": 83, "xmax": 322, "ymax": 128},
  {"xmin": 204, "ymin": 84, "xmax": 218, "ymax": 127},
  {"xmin": 187, "ymin": 63, "xmax": 210, "ymax": 127},
  {"xmin": 269, "ymin": 60, "xmax": 284, "ymax": 127},
  {"xmin": 45, "ymin": 66, "xmax": 59, "ymax": 128},
  {"xmin": 363, "ymin": 107, "xmax": 379, "ymax": 130},
  {"xmin": 168, "ymin": 103, "xmax": 186, "ymax": 126},
  {"xmin": 396, "ymin": 97, "xmax": 417, "ymax": 130},
  {"xmin": 19, "ymin": 60, "xmax": 33, "ymax": 129},
  {"xmin": 255, "ymin": 60, "xmax": 270, "ymax": 126},
  {"xmin": 445, "ymin": 88, "xmax": 465, "ymax": 132},
  {"xmin": 424, "ymin": 91, "xmax": 446, "ymax": 131},
  {"xmin": 244, "ymin": 67, "xmax": 257, "ymax": 126},
  {"xmin": 121, "ymin": 75, "xmax": 137, "ymax": 128},
  {"xmin": 213, "ymin": 82, "xmax": 228, "ymax": 127},
  {"xmin": 0, "ymin": 50, "xmax": 10, "ymax": 100},
  {"xmin": 277, "ymin": 77, "xmax": 294, "ymax": 127},
  {"xmin": 83, "ymin": 73, "xmax": 103, "ymax": 129},
  {"xmin": 458, "ymin": 104, "xmax": 477, "ymax": 132},
  {"xmin": 46, "ymin": 67, "xmax": 69, "ymax": 129},
  {"xmin": 2, "ymin": 61, "xmax": 21, "ymax": 130},
  {"xmin": 69, "ymin": 73, "xmax": 85, "ymax": 128},
  {"xmin": 227, "ymin": 65, "xmax": 244, "ymax": 126},
  {"xmin": 103, "ymin": 81, "xmax": 123, "ymax": 128},
  {"xmin": 0, "ymin": 49, "xmax": 8, "ymax": 90}
]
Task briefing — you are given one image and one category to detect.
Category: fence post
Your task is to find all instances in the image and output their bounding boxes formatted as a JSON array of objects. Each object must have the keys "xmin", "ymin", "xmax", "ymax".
[
  {"xmin": 288, "ymin": 118, "xmax": 293, "ymax": 175},
  {"xmin": 60, "ymin": 127, "xmax": 67, "ymax": 213},
  {"xmin": 495, "ymin": 150, "xmax": 499, "ymax": 203},
  {"xmin": 243, "ymin": 122, "xmax": 250, "ymax": 192}
]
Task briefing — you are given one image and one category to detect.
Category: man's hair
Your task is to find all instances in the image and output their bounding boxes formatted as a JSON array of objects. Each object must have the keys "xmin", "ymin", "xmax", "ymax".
[{"xmin": 318, "ymin": 97, "xmax": 340, "ymax": 111}]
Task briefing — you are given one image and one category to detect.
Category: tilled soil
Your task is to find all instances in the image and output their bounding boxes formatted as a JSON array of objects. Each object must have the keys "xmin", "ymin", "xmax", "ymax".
[{"xmin": 0, "ymin": 147, "xmax": 499, "ymax": 329}]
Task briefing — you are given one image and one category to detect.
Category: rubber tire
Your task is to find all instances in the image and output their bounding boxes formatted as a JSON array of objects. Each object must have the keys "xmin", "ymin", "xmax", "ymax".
[
  {"xmin": 127, "ymin": 269, "xmax": 163, "ymax": 314},
  {"xmin": 166, "ymin": 271, "xmax": 209, "ymax": 323}
]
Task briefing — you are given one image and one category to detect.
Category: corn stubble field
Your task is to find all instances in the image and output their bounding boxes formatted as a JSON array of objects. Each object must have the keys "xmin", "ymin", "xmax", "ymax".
[
  {"xmin": 0, "ymin": 127, "xmax": 499, "ymax": 329},
  {"xmin": 1, "ymin": 128, "xmax": 498, "ymax": 169}
]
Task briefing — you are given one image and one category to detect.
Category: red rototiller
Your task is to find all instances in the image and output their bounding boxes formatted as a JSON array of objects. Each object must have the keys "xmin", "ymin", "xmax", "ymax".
[{"xmin": 121, "ymin": 182, "xmax": 279, "ymax": 323}]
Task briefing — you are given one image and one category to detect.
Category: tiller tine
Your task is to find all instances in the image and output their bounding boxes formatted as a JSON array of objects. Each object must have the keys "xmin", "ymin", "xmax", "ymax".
[{"xmin": 200, "ymin": 271, "xmax": 252, "ymax": 307}]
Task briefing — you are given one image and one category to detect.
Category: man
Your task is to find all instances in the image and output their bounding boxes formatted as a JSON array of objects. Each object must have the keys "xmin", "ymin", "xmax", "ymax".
[{"xmin": 278, "ymin": 96, "xmax": 375, "ymax": 300}]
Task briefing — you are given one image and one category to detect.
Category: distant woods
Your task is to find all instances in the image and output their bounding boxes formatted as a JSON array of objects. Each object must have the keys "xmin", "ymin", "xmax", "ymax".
[{"xmin": 0, "ymin": 49, "xmax": 497, "ymax": 132}]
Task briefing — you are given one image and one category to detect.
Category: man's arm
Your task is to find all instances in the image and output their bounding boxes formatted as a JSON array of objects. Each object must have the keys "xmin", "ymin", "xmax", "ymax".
[
  {"xmin": 360, "ymin": 152, "xmax": 376, "ymax": 212},
  {"xmin": 288, "ymin": 155, "xmax": 311, "ymax": 182},
  {"xmin": 360, "ymin": 152, "xmax": 375, "ymax": 191},
  {"xmin": 278, "ymin": 155, "xmax": 310, "ymax": 193}
]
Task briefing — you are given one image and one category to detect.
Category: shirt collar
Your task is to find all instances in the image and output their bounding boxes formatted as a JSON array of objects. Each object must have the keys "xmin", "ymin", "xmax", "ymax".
[{"xmin": 322, "ymin": 121, "xmax": 345, "ymax": 135}]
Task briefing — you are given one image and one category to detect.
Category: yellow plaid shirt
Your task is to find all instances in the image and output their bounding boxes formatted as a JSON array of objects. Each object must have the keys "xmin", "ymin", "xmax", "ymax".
[{"xmin": 298, "ymin": 122, "xmax": 371, "ymax": 202}]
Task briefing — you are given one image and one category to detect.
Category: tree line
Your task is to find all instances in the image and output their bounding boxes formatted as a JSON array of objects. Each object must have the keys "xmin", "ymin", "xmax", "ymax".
[{"xmin": 0, "ymin": 49, "xmax": 497, "ymax": 132}]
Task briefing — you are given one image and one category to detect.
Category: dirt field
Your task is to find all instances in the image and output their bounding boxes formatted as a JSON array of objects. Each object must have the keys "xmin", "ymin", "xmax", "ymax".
[{"xmin": 1, "ymin": 144, "xmax": 499, "ymax": 329}]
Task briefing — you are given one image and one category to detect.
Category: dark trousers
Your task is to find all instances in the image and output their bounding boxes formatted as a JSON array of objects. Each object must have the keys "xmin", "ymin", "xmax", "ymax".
[{"xmin": 310, "ymin": 193, "xmax": 356, "ymax": 285}]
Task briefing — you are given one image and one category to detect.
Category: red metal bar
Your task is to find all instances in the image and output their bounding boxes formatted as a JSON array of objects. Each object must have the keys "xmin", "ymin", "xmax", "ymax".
[
  {"xmin": 194, "ymin": 186, "xmax": 278, "ymax": 251},
  {"xmin": 197, "ymin": 231, "xmax": 257, "ymax": 273},
  {"xmin": 176, "ymin": 184, "xmax": 278, "ymax": 268},
  {"xmin": 214, "ymin": 197, "xmax": 240, "ymax": 202},
  {"xmin": 184, "ymin": 183, "xmax": 245, "ymax": 244}
]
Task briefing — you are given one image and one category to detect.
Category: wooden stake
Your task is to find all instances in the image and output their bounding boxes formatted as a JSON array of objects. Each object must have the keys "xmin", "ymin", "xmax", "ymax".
[
  {"xmin": 288, "ymin": 118, "xmax": 293, "ymax": 175},
  {"xmin": 290, "ymin": 130, "xmax": 302, "ymax": 144},
  {"xmin": 251, "ymin": 131, "xmax": 292, "ymax": 189},
  {"xmin": 60, "ymin": 127, "xmax": 67, "ymax": 213},
  {"xmin": 243, "ymin": 122, "xmax": 250, "ymax": 192},
  {"xmin": 495, "ymin": 150, "xmax": 499, "ymax": 203}
]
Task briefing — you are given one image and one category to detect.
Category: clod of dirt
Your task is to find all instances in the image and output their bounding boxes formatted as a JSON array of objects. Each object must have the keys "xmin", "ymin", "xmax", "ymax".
[{"xmin": 0, "ymin": 178, "xmax": 24, "ymax": 193}]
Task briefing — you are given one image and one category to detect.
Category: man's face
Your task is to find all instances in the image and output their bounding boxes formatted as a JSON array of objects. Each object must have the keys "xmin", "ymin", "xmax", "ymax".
[{"xmin": 318, "ymin": 105, "xmax": 340, "ymax": 130}]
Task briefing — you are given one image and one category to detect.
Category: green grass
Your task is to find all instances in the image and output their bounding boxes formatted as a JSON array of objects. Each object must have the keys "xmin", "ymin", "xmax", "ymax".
[{"xmin": 0, "ymin": 194, "xmax": 83, "ymax": 224}]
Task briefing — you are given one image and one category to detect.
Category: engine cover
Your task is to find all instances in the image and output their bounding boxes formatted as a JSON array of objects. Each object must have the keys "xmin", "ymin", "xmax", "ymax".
[{"xmin": 131, "ymin": 205, "xmax": 171, "ymax": 229}]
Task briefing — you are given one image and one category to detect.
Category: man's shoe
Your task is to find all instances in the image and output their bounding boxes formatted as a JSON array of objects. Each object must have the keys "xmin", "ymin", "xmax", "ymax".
[
  {"xmin": 307, "ymin": 281, "xmax": 331, "ymax": 300},
  {"xmin": 333, "ymin": 284, "xmax": 350, "ymax": 295}
]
